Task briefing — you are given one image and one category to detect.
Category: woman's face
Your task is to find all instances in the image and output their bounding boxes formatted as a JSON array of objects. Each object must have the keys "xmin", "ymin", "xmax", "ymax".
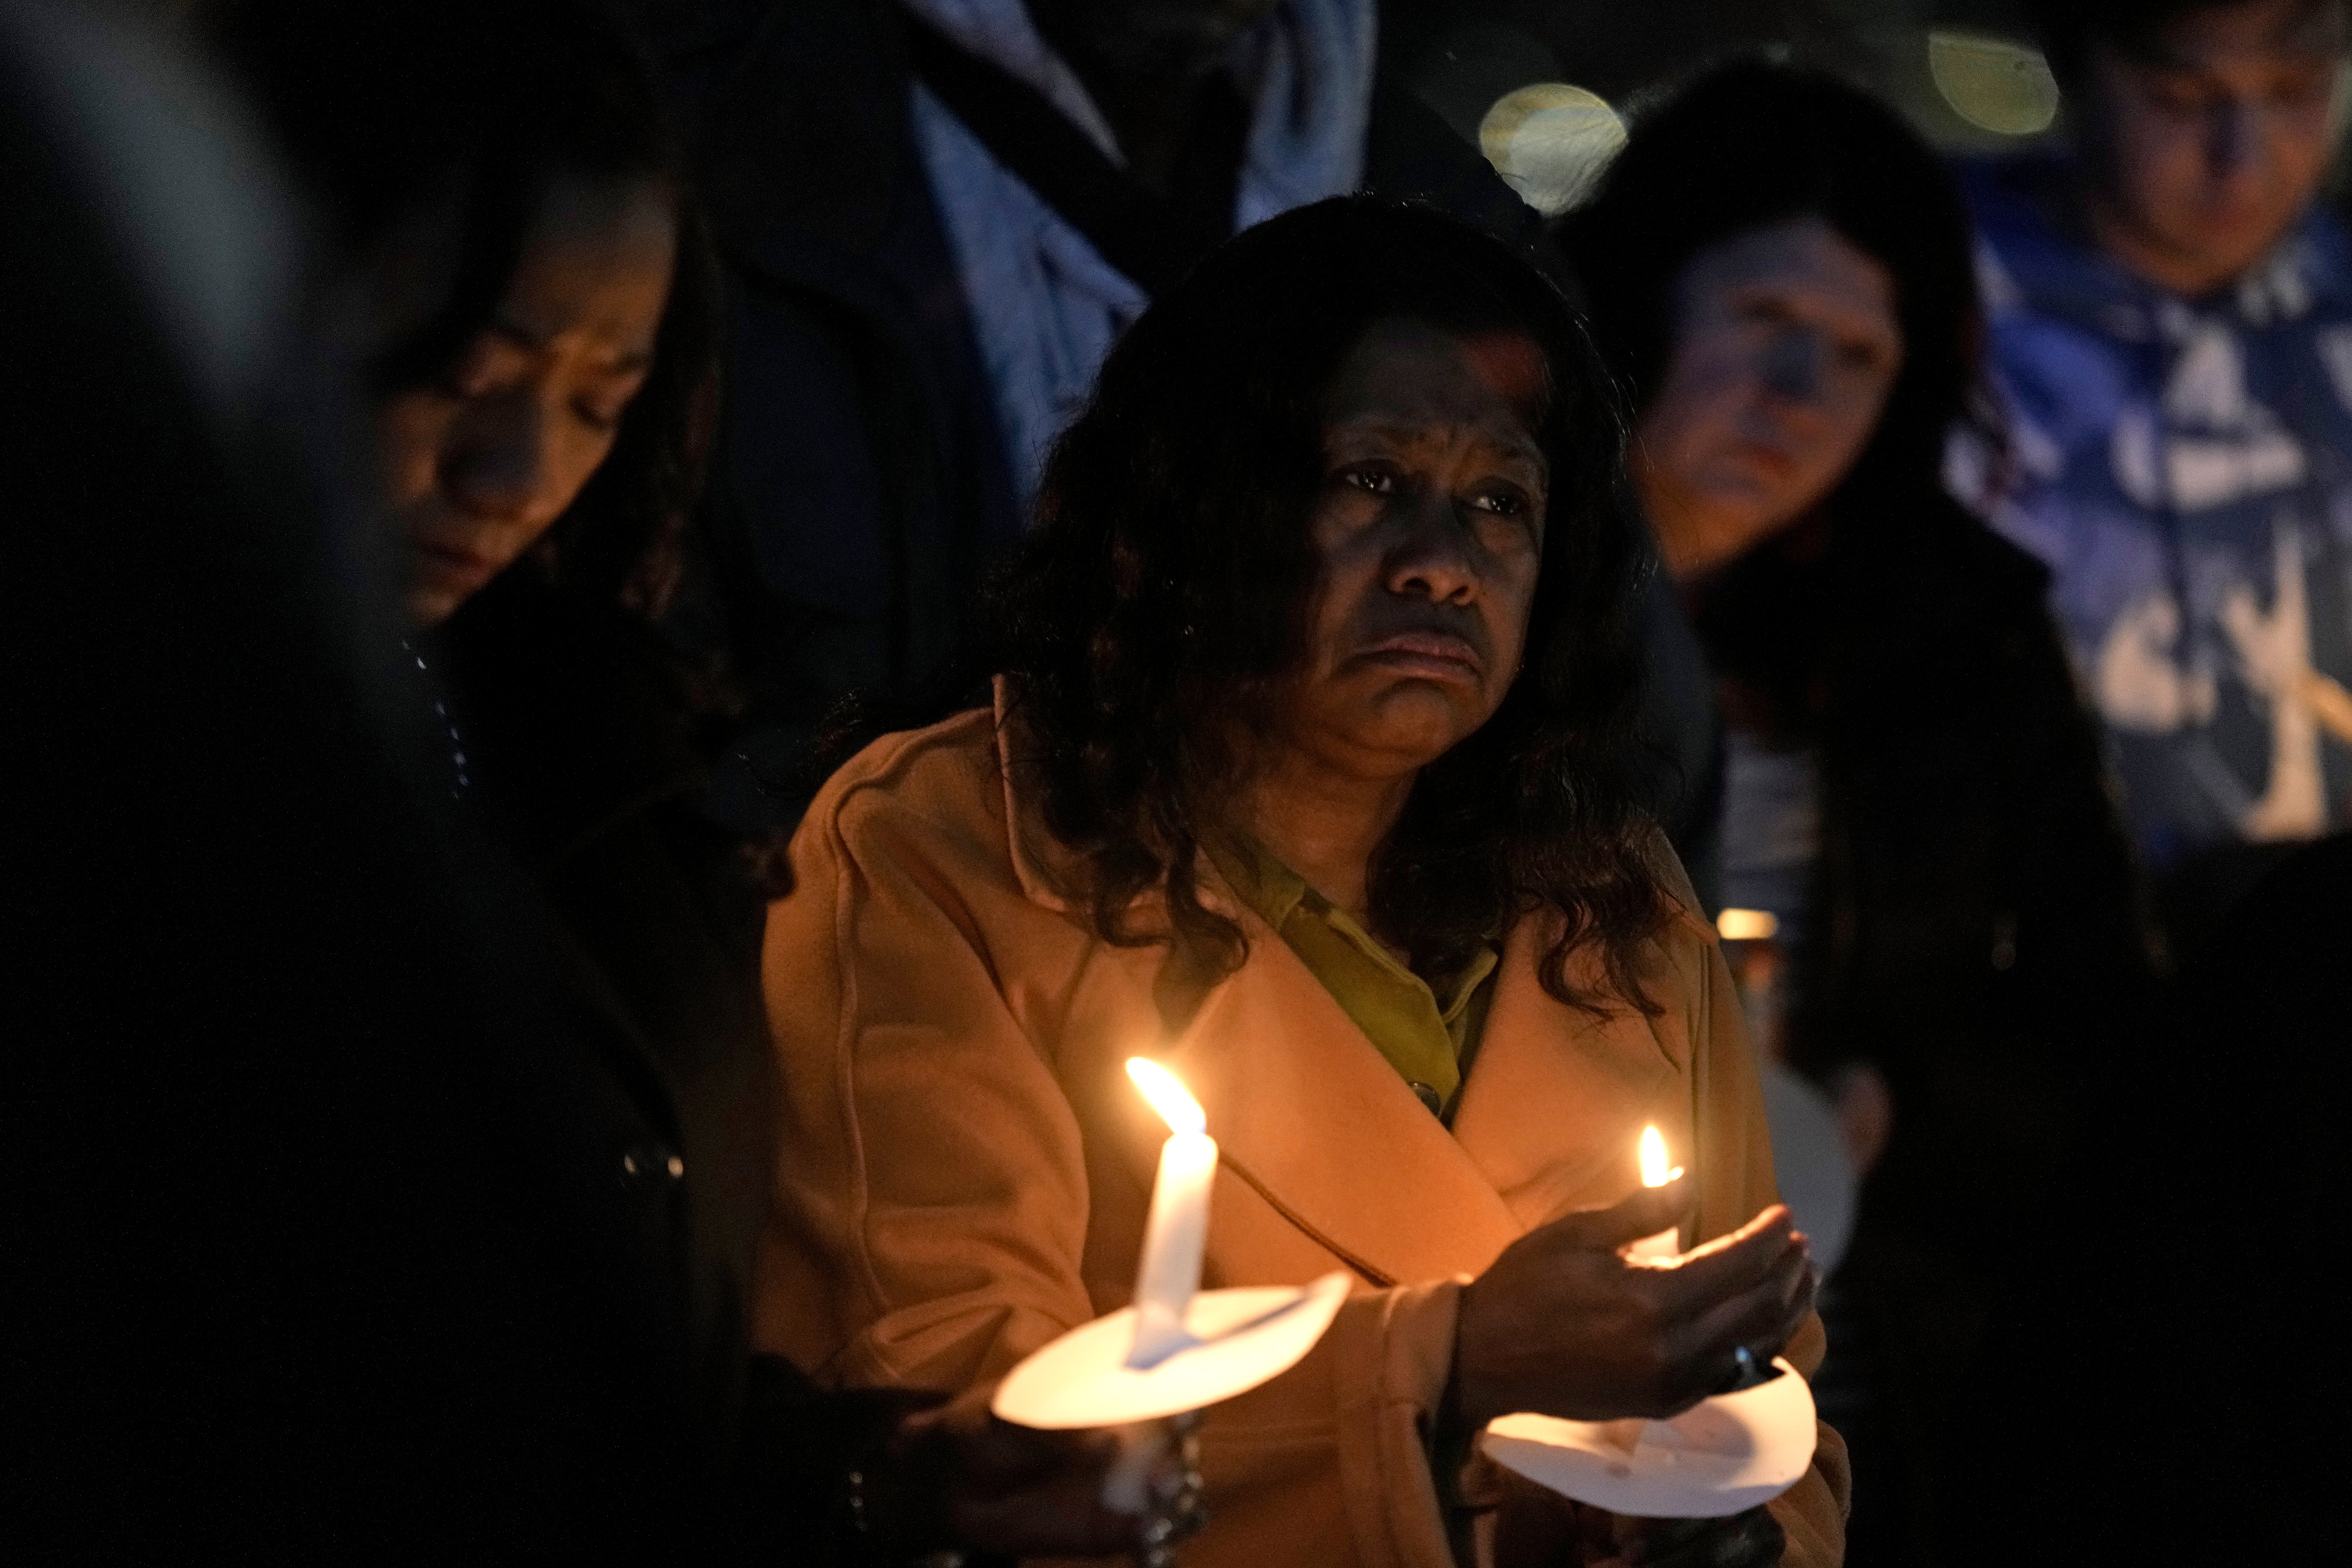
[
  {"xmin": 377, "ymin": 174, "xmax": 677, "ymax": 626},
  {"xmin": 1277, "ymin": 316, "xmax": 1550, "ymax": 782},
  {"xmin": 1630, "ymin": 215, "xmax": 1901, "ymax": 581}
]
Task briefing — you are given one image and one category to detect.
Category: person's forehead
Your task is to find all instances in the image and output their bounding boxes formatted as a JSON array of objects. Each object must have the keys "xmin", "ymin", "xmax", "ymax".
[
  {"xmin": 1327, "ymin": 318, "xmax": 1550, "ymax": 433},
  {"xmin": 495, "ymin": 179, "xmax": 674, "ymax": 349},
  {"xmin": 1686, "ymin": 220, "xmax": 1896, "ymax": 329},
  {"xmin": 2141, "ymin": 0, "xmax": 2351, "ymax": 69}
]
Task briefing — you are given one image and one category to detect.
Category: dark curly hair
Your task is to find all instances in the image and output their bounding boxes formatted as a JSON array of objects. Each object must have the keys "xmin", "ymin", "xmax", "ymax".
[
  {"xmin": 206, "ymin": 0, "xmax": 717, "ymax": 617},
  {"xmin": 990, "ymin": 196, "xmax": 1670, "ymax": 1014}
]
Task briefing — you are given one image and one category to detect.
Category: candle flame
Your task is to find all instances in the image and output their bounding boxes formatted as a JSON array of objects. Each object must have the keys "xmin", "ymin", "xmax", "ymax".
[
  {"xmin": 1639, "ymin": 1125, "xmax": 1684, "ymax": 1188},
  {"xmin": 1127, "ymin": 1058, "xmax": 1206, "ymax": 1137}
]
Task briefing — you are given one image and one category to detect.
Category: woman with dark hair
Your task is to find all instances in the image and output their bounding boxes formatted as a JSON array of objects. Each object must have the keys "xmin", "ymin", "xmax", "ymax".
[
  {"xmin": 205, "ymin": 1, "xmax": 1159, "ymax": 1559},
  {"xmin": 1567, "ymin": 61, "xmax": 2152, "ymax": 1563},
  {"xmin": 761, "ymin": 196, "xmax": 1842, "ymax": 1568}
]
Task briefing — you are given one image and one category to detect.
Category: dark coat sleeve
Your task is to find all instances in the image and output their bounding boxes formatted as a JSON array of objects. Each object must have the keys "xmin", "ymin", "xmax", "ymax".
[{"xmin": 1803, "ymin": 505, "xmax": 2155, "ymax": 1241}]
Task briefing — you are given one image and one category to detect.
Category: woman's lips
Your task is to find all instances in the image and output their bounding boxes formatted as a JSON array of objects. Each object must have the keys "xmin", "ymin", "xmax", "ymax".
[
  {"xmin": 415, "ymin": 539, "xmax": 499, "ymax": 583},
  {"xmin": 1730, "ymin": 440, "xmax": 1798, "ymax": 479},
  {"xmin": 1357, "ymin": 630, "xmax": 1484, "ymax": 679}
]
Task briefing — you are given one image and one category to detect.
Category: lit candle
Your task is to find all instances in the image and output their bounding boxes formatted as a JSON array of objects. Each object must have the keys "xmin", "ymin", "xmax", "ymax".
[
  {"xmin": 1624, "ymin": 1125, "xmax": 1685, "ymax": 1264},
  {"xmin": 1126, "ymin": 1058, "xmax": 1218, "ymax": 1368}
]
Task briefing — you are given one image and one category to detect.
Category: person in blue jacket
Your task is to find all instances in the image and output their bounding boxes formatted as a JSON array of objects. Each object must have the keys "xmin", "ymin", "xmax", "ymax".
[{"xmin": 1957, "ymin": 0, "xmax": 2352, "ymax": 946}]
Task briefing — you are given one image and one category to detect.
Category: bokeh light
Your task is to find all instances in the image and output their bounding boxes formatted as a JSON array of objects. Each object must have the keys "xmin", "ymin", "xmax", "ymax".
[
  {"xmin": 1477, "ymin": 83, "xmax": 1627, "ymax": 217},
  {"xmin": 1927, "ymin": 32, "xmax": 2059, "ymax": 137}
]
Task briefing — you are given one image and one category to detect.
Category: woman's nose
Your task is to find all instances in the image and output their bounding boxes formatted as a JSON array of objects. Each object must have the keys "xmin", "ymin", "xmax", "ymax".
[
  {"xmin": 1760, "ymin": 329, "xmax": 1828, "ymax": 406},
  {"xmin": 444, "ymin": 395, "xmax": 554, "ymax": 522},
  {"xmin": 1383, "ymin": 490, "xmax": 1478, "ymax": 603}
]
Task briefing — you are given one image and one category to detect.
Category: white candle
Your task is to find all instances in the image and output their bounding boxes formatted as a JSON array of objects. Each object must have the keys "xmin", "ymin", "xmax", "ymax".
[
  {"xmin": 1624, "ymin": 1124, "xmax": 1685, "ymax": 1264},
  {"xmin": 1125, "ymin": 1058, "xmax": 1218, "ymax": 1369}
]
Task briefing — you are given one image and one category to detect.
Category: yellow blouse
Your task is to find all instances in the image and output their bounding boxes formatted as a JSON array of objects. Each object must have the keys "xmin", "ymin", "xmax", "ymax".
[{"xmin": 1210, "ymin": 837, "xmax": 1497, "ymax": 1113}]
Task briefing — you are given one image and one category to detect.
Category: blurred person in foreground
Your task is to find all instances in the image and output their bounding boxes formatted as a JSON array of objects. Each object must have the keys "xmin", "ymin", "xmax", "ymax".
[
  {"xmin": 1957, "ymin": 0, "xmax": 2352, "ymax": 956},
  {"xmin": 1568, "ymin": 62, "xmax": 2152, "ymax": 1566},
  {"xmin": 614, "ymin": 0, "xmax": 1539, "ymax": 826},
  {"xmin": 205, "ymin": 0, "xmax": 1170, "ymax": 1557},
  {"xmin": 2134, "ymin": 830, "xmax": 2352, "ymax": 1558},
  {"xmin": 760, "ymin": 197, "xmax": 1842, "ymax": 1568},
  {"xmin": 8, "ymin": 0, "xmax": 775, "ymax": 1553},
  {"xmin": 1937, "ymin": 819, "xmax": 2352, "ymax": 1568}
]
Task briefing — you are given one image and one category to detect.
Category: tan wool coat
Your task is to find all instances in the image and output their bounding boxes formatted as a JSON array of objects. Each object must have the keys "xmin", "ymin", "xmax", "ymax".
[{"xmin": 757, "ymin": 693, "xmax": 1848, "ymax": 1568}]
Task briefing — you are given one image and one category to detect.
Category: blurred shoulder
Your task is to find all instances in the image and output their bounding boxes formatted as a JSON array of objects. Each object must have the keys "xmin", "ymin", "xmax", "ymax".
[
  {"xmin": 1634, "ymin": 816, "xmax": 1717, "ymax": 948},
  {"xmin": 798, "ymin": 706, "xmax": 1011, "ymax": 862},
  {"xmin": 1867, "ymin": 489, "xmax": 2054, "ymax": 642},
  {"xmin": 1925, "ymin": 490, "xmax": 2052, "ymax": 600}
]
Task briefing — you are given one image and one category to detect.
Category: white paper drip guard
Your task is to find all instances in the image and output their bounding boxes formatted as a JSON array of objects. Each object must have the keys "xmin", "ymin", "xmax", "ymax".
[
  {"xmin": 993, "ymin": 1273, "xmax": 1352, "ymax": 1430},
  {"xmin": 1479, "ymin": 1357, "xmax": 1817, "ymax": 1518}
]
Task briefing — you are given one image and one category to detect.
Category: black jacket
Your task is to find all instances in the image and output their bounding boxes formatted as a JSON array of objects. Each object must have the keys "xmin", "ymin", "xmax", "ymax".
[
  {"xmin": 5, "ymin": 11, "xmax": 916, "ymax": 1555},
  {"xmin": 1659, "ymin": 493, "xmax": 2152, "ymax": 1239},
  {"xmin": 439, "ymin": 569, "xmax": 928, "ymax": 1563},
  {"xmin": 1664, "ymin": 493, "xmax": 2156, "ymax": 1566},
  {"xmin": 622, "ymin": 0, "xmax": 1541, "ymax": 825},
  {"xmin": 1784, "ymin": 498, "xmax": 2152, "ymax": 1245}
]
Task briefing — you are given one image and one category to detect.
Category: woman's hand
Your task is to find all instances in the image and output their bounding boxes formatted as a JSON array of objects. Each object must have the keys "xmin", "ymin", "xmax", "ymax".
[
  {"xmin": 1450, "ymin": 1178, "xmax": 1816, "ymax": 1434},
  {"xmin": 1485, "ymin": 1482, "xmax": 1788, "ymax": 1568},
  {"xmin": 881, "ymin": 1404, "xmax": 1193, "ymax": 1560},
  {"xmin": 1575, "ymin": 1502, "xmax": 1787, "ymax": 1568}
]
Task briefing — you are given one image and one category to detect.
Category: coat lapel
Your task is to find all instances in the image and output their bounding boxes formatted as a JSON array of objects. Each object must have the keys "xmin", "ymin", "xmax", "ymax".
[
  {"xmin": 1162, "ymin": 926, "xmax": 1525, "ymax": 1286},
  {"xmin": 990, "ymin": 678, "xmax": 1710, "ymax": 1283},
  {"xmin": 1450, "ymin": 914, "xmax": 1701, "ymax": 1231}
]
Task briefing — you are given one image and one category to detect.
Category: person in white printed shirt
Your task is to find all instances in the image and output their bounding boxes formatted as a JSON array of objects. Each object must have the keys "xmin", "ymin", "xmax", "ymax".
[{"xmin": 1957, "ymin": 0, "xmax": 2352, "ymax": 940}]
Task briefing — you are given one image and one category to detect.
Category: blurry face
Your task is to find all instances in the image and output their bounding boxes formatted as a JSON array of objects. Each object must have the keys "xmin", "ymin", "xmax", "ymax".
[
  {"xmin": 378, "ymin": 174, "xmax": 676, "ymax": 626},
  {"xmin": 1631, "ymin": 217, "xmax": 1902, "ymax": 581},
  {"xmin": 1276, "ymin": 317, "xmax": 1550, "ymax": 782},
  {"xmin": 2085, "ymin": 0, "xmax": 2350, "ymax": 295}
]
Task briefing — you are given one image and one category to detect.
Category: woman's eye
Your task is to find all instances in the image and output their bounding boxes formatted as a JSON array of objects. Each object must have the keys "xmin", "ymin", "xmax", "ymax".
[
  {"xmin": 1342, "ymin": 466, "xmax": 1397, "ymax": 495},
  {"xmin": 574, "ymin": 401, "xmax": 625, "ymax": 434},
  {"xmin": 442, "ymin": 337, "xmax": 521, "ymax": 398},
  {"xmin": 441, "ymin": 363, "xmax": 490, "ymax": 400},
  {"xmin": 1470, "ymin": 488, "xmax": 1528, "ymax": 518}
]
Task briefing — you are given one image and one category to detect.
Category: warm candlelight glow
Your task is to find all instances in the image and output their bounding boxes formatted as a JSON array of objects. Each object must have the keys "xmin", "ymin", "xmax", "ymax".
[
  {"xmin": 1715, "ymin": 907, "xmax": 1780, "ymax": 941},
  {"xmin": 1128, "ymin": 1057, "xmax": 1206, "ymax": 1137},
  {"xmin": 1639, "ymin": 1125, "xmax": 1685, "ymax": 1188}
]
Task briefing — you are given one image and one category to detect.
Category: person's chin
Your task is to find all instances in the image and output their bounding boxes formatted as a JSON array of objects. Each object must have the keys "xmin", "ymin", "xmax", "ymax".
[
  {"xmin": 407, "ymin": 543, "xmax": 504, "ymax": 623},
  {"xmin": 405, "ymin": 557, "xmax": 491, "ymax": 626},
  {"xmin": 1678, "ymin": 492, "xmax": 1780, "ymax": 557},
  {"xmin": 2183, "ymin": 226, "xmax": 2286, "ymax": 284},
  {"xmin": 403, "ymin": 580, "xmax": 465, "ymax": 628},
  {"xmin": 1354, "ymin": 682, "xmax": 1486, "ymax": 759},
  {"xmin": 2164, "ymin": 193, "xmax": 2297, "ymax": 263}
]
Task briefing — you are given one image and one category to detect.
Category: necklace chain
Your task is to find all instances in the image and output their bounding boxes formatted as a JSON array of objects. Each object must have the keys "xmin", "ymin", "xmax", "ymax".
[{"xmin": 400, "ymin": 639, "xmax": 471, "ymax": 800}]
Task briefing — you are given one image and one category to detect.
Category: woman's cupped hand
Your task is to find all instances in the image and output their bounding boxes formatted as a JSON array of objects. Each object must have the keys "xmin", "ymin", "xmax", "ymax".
[
  {"xmin": 1451, "ymin": 1182, "xmax": 1814, "ymax": 1568},
  {"xmin": 1451, "ymin": 1179, "xmax": 1816, "ymax": 1433}
]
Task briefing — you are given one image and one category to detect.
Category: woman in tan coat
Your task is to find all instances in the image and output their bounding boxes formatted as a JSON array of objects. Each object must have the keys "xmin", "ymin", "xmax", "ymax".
[{"xmin": 759, "ymin": 200, "xmax": 1846, "ymax": 1567}]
